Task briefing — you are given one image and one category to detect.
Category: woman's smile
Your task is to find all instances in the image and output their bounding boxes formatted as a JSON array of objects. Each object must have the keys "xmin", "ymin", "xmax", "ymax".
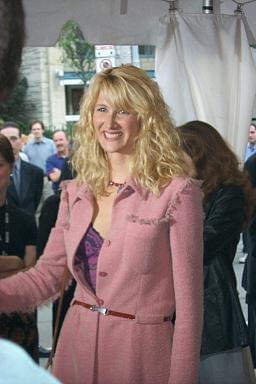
[{"xmin": 103, "ymin": 130, "xmax": 123, "ymax": 140}]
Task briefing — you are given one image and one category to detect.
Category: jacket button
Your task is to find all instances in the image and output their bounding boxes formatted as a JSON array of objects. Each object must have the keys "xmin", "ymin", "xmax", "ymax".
[
  {"xmin": 99, "ymin": 271, "xmax": 108, "ymax": 277},
  {"xmin": 105, "ymin": 240, "xmax": 111, "ymax": 247},
  {"xmin": 99, "ymin": 299, "xmax": 104, "ymax": 305}
]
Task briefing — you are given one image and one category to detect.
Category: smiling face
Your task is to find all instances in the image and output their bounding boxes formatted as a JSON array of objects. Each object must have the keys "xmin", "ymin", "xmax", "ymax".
[
  {"xmin": 92, "ymin": 92, "xmax": 139, "ymax": 156},
  {"xmin": 53, "ymin": 131, "xmax": 69, "ymax": 156}
]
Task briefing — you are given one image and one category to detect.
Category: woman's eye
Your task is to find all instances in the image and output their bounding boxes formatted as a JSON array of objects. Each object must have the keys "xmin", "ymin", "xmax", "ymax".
[
  {"xmin": 117, "ymin": 110, "xmax": 130, "ymax": 115},
  {"xmin": 96, "ymin": 107, "xmax": 107, "ymax": 112}
]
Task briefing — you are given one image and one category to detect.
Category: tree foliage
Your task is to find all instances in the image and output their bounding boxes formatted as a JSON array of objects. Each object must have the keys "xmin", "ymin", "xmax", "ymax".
[
  {"xmin": 0, "ymin": 76, "xmax": 35, "ymax": 133},
  {"xmin": 57, "ymin": 20, "xmax": 95, "ymax": 84}
]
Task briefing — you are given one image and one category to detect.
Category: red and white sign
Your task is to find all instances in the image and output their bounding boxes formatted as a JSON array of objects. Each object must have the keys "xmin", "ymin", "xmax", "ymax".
[
  {"xmin": 96, "ymin": 57, "xmax": 116, "ymax": 72},
  {"xmin": 95, "ymin": 45, "xmax": 115, "ymax": 58}
]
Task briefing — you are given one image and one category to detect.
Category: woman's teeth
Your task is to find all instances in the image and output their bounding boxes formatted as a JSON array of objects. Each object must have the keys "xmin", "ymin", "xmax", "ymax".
[{"xmin": 104, "ymin": 131, "xmax": 122, "ymax": 139}]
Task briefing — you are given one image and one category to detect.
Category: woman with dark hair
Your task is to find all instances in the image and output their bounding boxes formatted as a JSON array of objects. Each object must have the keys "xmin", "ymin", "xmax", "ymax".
[
  {"xmin": 177, "ymin": 120, "xmax": 254, "ymax": 383},
  {"xmin": 0, "ymin": 133, "xmax": 38, "ymax": 361}
]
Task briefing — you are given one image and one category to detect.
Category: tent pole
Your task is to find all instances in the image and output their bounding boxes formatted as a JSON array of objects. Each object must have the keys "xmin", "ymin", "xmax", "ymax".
[{"xmin": 162, "ymin": 1, "xmax": 178, "ymax": 12}]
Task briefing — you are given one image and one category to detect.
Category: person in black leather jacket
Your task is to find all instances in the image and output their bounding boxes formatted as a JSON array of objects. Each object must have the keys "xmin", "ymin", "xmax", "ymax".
[
  {"xmin": 242, "ymin": 153, "xmax": 256, "ymax": 367},
  {"xmin": 177, "ymin": 121, "xmax": 255, "ymax": 384}
]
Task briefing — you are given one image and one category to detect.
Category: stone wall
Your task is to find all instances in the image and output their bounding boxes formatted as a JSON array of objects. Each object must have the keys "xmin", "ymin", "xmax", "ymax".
[
  {"xmin": 21, "ymin": 47, "xmax": 66, "ymax": 131},
  {"xmin": 21, "ymin": 48, "xmax": 50, "ymax": 128}
]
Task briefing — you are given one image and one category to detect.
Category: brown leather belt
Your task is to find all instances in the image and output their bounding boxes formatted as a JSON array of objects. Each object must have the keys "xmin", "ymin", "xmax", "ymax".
[{"xmin": 73, "ymin": 300, "xmax": 172, "ymax": 322}]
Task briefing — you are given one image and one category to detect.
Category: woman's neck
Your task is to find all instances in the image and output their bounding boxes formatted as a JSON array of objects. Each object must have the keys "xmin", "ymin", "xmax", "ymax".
[{"xmin": 108, "ymin": 153, "xmax": 131, "ymax": 183}]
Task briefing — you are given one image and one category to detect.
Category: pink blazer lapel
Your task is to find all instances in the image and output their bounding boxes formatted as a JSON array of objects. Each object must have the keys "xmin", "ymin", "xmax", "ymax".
[{"xmin": 64, "ymin": 186, "xmax": 96, "ymax": 297}]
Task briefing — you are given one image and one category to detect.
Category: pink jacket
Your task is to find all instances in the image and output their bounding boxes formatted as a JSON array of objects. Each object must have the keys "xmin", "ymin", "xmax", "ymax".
[{"xmin": 0, "ymin": 177, "xmax": 203, "ymax": 384}]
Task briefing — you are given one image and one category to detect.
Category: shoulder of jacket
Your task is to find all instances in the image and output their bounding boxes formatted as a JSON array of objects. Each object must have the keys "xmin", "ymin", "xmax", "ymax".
[
  {"xmin": 206, "ymin": 185, "xmax": 244, "ymax": 210},
  {"xmin": 60, "ymin": 179, "xmax": 75, "ymax": 192},
  {"xmin": 23, "ymin": 160, "xmax": 43, "ymax": 174},
  {"xmin": 60, "ymin": 179, "xmax": 82, "ymax": 200},
  {"xmin": 165, "ymin": 176, "xmax": 202, "ymax": 197},
  {"xmin": 215, "ymin": 184, "xmax": 243, "ymax": 197}
]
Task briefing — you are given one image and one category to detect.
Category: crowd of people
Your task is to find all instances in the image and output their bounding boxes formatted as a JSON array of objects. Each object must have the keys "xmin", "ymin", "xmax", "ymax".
[{"xmin": 1, "ymin": 2, "xmax": 256, "ymax": 384}]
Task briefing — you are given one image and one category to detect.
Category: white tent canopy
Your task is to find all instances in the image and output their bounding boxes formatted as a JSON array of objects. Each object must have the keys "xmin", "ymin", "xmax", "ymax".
[
  {"xmin": 156, "ymin": 12, "xmax": 256, "ymax": 159},
  {"xmin": 23, "ymin": 0, "xmax": 256, "ymax": 46},
  {"xmin": 22, "ymin": 0, "xmax": 256, "ymax": 159}
]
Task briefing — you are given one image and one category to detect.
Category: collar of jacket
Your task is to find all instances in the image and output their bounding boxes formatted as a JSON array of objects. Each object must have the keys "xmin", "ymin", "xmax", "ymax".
[
  {"xmin": 72, "ymin": 178, "xmax": 149, "ymax": 203},
  {"xmin": 62, "ymin": 177, "xmax": 203, "ymax": 208}
]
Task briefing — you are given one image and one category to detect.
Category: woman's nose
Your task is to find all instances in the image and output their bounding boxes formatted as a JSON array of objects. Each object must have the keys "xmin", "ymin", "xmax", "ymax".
[{"xmin": 104, "ymin": 112, "xmax": 117, "ymax": 128}]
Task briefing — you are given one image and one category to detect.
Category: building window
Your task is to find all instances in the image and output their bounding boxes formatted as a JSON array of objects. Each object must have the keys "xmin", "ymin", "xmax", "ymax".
[
  {"xmin": 65, "ymin": 85, "xmax": 84, "ymax": 115},
  {"xmin": 138, "ymin": 45, "xmax": 155, "ymax": 58}
]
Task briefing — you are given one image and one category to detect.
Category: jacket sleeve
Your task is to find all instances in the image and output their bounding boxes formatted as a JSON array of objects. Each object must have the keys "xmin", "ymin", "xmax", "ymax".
[
  {"xmin": 0, "ymin": 183, "xmax": 70, "ymax": 313},
  {"xmin": 169, "ymin": 179, "xmax": 203, "ymax": 384},
  {"xmin": 203, "ymin": 186, "xmax": 244, "ymax": 263}
]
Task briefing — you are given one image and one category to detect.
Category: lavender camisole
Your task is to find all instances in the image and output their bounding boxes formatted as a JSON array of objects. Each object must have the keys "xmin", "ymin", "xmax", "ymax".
[{"xmin": 75, "ymin": 224, "xmax": 104, "ymax": 292}]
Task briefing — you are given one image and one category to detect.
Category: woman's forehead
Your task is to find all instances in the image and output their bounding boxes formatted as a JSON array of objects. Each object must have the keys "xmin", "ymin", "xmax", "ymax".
[{"xmin": 95, "ymin": 90, "xmax": 132, "ymax": 109}]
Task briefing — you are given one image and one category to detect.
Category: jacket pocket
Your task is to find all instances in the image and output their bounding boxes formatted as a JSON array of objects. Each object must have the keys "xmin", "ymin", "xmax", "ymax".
[{"xmin": 123, "ymin": 222, "xmax": 167, "ymax": 274}]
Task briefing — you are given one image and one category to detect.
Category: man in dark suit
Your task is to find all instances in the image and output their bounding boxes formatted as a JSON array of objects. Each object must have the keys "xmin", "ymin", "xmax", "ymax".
[{"xmin": 0, "ymin": 122, "xmax": 44, "ymax": 215}]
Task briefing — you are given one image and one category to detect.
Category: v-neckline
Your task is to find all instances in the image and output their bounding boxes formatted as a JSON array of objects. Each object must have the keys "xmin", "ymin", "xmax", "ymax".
[{"xmin": 90, "ymin": 223, "xmax": 105, "ymax": 241}]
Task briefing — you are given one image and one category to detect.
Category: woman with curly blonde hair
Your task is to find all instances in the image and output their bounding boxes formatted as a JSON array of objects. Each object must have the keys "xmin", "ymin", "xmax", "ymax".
[
  {"xmin": 0, "ymin": 65, "xmax": 203, "ymax": 384},
  {"xmin": 73, "ymin": 64, "xmax": 187, "ymax": 195}
]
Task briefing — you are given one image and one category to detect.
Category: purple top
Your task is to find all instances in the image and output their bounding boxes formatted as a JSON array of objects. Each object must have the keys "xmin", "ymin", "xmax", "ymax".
[{"xmin": 75, "ymin": 224, "xmax": 104, "ymax": 292}]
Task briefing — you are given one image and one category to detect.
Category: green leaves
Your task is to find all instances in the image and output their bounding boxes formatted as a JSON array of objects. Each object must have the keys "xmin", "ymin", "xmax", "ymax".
[
  {"xmin": 57, "ymin": 20, "xmax": 95, "ymax": 85},
  {"xmin": 0, "ymin": 76, "xmax": 35, "ymax": 133}
]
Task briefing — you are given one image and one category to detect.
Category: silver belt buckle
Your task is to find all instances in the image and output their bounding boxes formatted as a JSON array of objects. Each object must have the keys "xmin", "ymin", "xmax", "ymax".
[{"xmin": 90, "ymin": 305, "xmax": 109, "ymax": 316}]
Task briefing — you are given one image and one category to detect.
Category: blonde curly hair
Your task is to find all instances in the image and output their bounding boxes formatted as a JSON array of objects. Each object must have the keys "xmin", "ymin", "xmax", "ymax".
[{"xmin": 72, "ymin": 64, "xmax": 188, "ymax": 196}]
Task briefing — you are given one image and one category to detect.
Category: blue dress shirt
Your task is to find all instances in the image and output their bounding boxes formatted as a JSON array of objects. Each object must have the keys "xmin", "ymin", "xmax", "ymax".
[{"xmin": 23, "ymin": 137, "xmax": 56, "ymax": 173}]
